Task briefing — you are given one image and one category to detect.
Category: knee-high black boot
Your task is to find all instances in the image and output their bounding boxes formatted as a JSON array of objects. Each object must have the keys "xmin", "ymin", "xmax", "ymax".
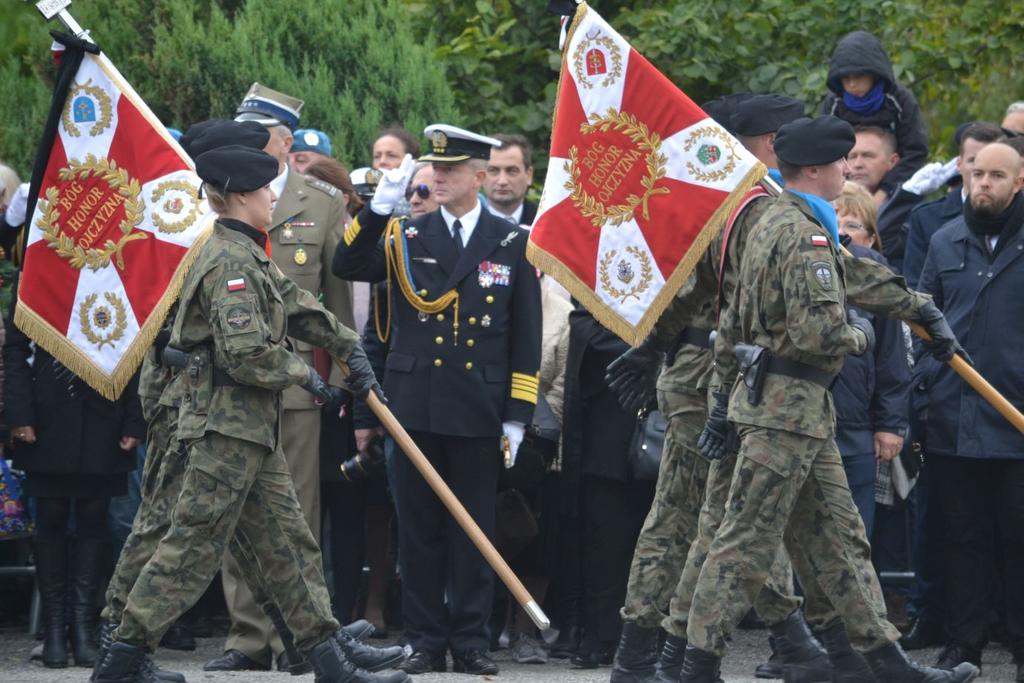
[
  {"xmin": 70, "ymin": 537, "xmax": 104, "ymax": 667},
  {"xmin": 34, "ymin": 537, "xmax": 69, "ymax": 668}
]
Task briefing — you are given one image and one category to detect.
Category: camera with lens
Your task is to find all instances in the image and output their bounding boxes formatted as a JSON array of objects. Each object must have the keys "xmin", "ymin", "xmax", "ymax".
[{"xmin": 338, "ymin": 436, "xmax": 386, "ymax": 483}]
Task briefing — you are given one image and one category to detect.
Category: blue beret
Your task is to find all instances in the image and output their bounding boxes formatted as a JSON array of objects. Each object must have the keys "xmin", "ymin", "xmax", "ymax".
[{"xmin": 292, "ymin": 129, "xmax": 332, "ymax": 157}]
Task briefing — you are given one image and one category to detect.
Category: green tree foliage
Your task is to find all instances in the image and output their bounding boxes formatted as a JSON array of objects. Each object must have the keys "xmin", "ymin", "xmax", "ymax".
[
  {"xmin": 0, "ymin": 0, "xmax": 454, "ymax": 176},
  {"xmin": 408, "ymin": 0, "xmax": 1022, "ymax": 181}
]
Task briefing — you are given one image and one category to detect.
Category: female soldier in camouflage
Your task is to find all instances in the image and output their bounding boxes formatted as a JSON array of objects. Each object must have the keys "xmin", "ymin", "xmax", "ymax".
[{"xmin": 93, "ymin": 144, "xmax": 407, "ymax": 683}]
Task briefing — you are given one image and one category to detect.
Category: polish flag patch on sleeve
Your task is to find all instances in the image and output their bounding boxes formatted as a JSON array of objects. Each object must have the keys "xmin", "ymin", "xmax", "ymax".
[
  {"xmin": 227, "ymin": 278, "xmax": 246, "ymax": 292},
  {"xmin": 811, "ymin": 235, "xmax": 830, "ymax": 247}
]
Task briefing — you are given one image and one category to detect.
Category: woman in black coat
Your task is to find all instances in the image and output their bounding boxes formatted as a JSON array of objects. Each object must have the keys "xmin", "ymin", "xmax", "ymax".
[
  {"xmin": 4, "ymin": 279, "xmax": 144, "ymax": 669},
  {"xmin": 556, "ymin": 307, "xmax": 655, "ymax": 668}
]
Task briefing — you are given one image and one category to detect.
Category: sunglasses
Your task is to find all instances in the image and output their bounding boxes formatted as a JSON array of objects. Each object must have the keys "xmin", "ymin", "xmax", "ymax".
[{"xmin": 405, "ymin": 183, "xmax": 431, "ymax": 200}]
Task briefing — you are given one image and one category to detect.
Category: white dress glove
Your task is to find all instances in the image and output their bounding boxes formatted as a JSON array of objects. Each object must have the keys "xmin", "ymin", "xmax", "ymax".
[
  {"xmin": 902, "ymin": 158, "xmax": 958, "ymax": 196},
  {"xmin": 5, "ymin": 183, "xmax": 30, "ymax": 226},
  {"xmin": 502, "ymin": 421, "xmax": 525, "ymax": 468},
  {"xmin": 370, "ymin": 154, "xmax": 416, "ymax": 216}
]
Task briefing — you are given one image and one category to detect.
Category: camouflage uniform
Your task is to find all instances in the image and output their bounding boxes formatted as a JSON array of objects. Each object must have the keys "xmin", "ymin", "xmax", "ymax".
[
  {"xmin": 101, "ymin": 347, "xmax": 187, "ymax": 624},
  {"xmin": 686, "ymin": 190, "xmax": 927, "ymax": 656},
  {"xmin": 619, "ymin": 238, "xmax": 718, "ymax": 628},
  {"xmin": 661, "ymin": 192, "xmax": 801, "ymax": 640},
  {"xmin": 114, "ymin": 220, "xmax": 360, "ymax": 652},
  {"xmin": 103, "ymin": 349, "xmax": 301, "ymax": 631}
]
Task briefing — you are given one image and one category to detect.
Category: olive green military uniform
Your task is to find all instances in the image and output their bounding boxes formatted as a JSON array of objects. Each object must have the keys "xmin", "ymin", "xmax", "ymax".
[
  {"xmin": 661, "ymin": 191, "xmax": 800, "ymax": 641},
  {"xmin": 114, "ymin": 221, "xmax": 359, "ymax": 652},
  {"xmin": 686, "ymin": 190, "xmax": 927, "ymax": 656},
  {"xmin": 222, "ymin": 169, "xmax": 356, "ymax": 663}
]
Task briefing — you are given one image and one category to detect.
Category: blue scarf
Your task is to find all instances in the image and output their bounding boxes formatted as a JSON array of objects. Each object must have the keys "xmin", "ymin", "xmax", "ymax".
[
  {"xmin": 843, "ymin": 79, "xmax": 885, "ymax": 114},
  {"xmin": 788, "ymin": 189, "xmax": 840, "ymax": 249},
  {"xmin": 767, "ymin": 167, "xmax": 783, "ymax": 187}
]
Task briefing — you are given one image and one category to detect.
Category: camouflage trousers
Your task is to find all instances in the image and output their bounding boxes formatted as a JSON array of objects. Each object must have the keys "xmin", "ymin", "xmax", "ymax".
[
  {"xmin": 620, "ymin": 386, "xmax": 711, "ymax": 628},
  {"xmin": 663, "ymin": 442, "xmax": 800, "ymax": 639},
  {"xmin": 686, "ymin": 425, "xmax": 899, "ymax": 656},
  {"xmin": 103, "ymin": 408, "xmax": 295, "ymax": 629},
  {"xmin": 115, "ymin": 430, "xmax": 338, "ymax": 652}
]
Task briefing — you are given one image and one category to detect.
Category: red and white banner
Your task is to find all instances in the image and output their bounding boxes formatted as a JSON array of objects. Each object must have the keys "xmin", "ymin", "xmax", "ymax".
[
  {"xmin": 16, "ymin": 43, "xmax": 212, "ymax": 399},
  {"xmin": 527, "ymin": 3, "xmax": 766, "ymax": 345}
]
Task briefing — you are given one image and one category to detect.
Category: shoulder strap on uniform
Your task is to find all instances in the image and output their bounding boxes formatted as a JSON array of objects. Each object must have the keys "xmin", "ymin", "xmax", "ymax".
[
  {"xmin": 304, "ymin": 175, "xmax": 338, "ymax": 197},
  {"xmin": 716, "ymin": 185, "xmax": 770, "ymax": 320}
]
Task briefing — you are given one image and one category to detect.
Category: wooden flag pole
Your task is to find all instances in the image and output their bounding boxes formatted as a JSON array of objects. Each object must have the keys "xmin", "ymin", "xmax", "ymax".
[
  {"xmin": 334, "ymin": 359, "xmax": 551, "ymax": 630},
  {"xmin": 759, "ymin": 178, "xmax": 1024, "ymax": 434}
]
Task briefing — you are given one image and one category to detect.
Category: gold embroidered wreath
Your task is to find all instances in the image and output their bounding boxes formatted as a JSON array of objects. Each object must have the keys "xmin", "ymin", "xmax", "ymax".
[
  {"xmin": 37, "ymin": 154, "xmax": 147, "ymax": 271},
  {"xmin": 682, "ymin": 125, "xmax": 739, "ymax": 183},
  {"xmin": 79, "ymin": 291, "xmax": 128, "ymax": 350},
  {"xmin": 572, "ymin": 34, "xmax": 623, "ymax": 90},
  {"xmin": 150, "ymin": 179, "xmax": 201, "ymax": 234},
  {"xmin": 61, "ymin": 79, "xmax": 113, "ymax": 138},
  {"xmin": 599, "ymin": 246, "xmax": 654, "ymax": 303},
  {"xmin": 564, "ymin": 108, "xmax": 670, "ymax": 228}
]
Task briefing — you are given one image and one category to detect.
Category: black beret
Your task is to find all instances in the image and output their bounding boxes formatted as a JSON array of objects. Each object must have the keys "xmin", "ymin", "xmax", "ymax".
[
  {"xmin": 195, "ymin": 145, "xmax": 279, "ymax": 193},
  {"xmin": 730, "ymin": 95, "xmax": 806, "ymax": 137},
  {"xmin": 701, "ymin": 93, "xmax": 753, "ymax": 133},
  {"xmin": 179, "ymin": 119, "xmax": 229, "ymax": 158},
  {"xmin": 774, "ymin": 116, "xmax": 856, "ymax": 166},
  {"xmin": 184, "ymin": 120, "xmax": 270, "ymax": 160}
]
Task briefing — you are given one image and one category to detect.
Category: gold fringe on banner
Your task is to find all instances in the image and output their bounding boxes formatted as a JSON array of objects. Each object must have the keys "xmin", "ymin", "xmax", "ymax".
[
  {"xmin": 13, "ymin": 219, "xmax": 214, "ymax": 400},
  {"xmin": 527, "ymin": 161, "xmax": 767, "ymax": 347}
]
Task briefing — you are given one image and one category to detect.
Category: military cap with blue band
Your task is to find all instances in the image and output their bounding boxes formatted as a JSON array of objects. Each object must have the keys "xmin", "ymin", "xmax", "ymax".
[
  {"xmin": 292, "ymin": 128, "xmax": 332, "ymax": 157},
  {"xmin": 195, "ymin": 145, "xmax": 279, "ymax": 193},
  {"xmin": 420, "ymin": 124, "xmax": 503, "ymax": 163},
  {"xmin": 730, "ymin": 95, "xmax": 806, "ymax": 137},
  {"xmin": 774, "ymin": 116, "xmax": 856, "ymax": 167},
  {"xmin": 234, "ymin": 82, "xmax": 304, "ymax": 131}
]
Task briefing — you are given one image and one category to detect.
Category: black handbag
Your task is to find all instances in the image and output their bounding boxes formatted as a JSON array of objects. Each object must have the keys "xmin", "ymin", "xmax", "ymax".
[{"xmin": 628, "ymin": 408, "xmax": 666, "ymax": 481}]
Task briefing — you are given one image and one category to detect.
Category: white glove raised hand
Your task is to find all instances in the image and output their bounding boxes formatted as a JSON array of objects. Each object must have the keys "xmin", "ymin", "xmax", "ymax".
[
  {"xmin": 5, "ymin": 183, "xmax": 30, "ymax": 227},
  {"xmin": 370, "ymin": 154, "xmax": 416, "ymax": 216},
  {"xmin": 902, "ymin": 159, "xmax": 958, "ymax": 196},
  {"xmin": 501, "ymin": 421, "xmax": 525, "ymax": 468}
]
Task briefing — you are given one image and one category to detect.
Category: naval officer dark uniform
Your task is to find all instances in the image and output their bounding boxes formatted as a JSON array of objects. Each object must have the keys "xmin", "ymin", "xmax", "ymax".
[{"xmin": 332, "ymin": 126, "xmax": 541, "ymax": 673}]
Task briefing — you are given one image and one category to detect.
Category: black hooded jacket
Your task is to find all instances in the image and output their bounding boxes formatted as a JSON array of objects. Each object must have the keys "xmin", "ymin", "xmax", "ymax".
[{"xmin": 820, "ymin": 31, "xmax": 929, "ymax": 195}]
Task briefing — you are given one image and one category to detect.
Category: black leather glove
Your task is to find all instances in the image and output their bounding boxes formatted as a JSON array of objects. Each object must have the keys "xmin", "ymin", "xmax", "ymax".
[
  {"xmin": 301, "ymin": 366, "xmax": 335, "ymax": 404},
  {"xmin": 912, "ymin": 300, "xmax": 970, "ymax": 364},
  {"xmin": 847, "ymin": 308, "xmax": 875, "ymax": 356},
  {"xmin": 345, "ymin": 344, "xmax": 386, "ymax": 403},
  {"xmin": 605, "ymin": 337, "xmax": 664, "ymax": 415},
  {"xmin": 697, "ymin": 392, "xmax": 736, "ymax": 461}
]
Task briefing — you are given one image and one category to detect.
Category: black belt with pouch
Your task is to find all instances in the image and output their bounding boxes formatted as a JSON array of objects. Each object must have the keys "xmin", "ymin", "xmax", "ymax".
[{"xmin": 734, "ymin": 343, "xmax": 835, "ymax": 405}]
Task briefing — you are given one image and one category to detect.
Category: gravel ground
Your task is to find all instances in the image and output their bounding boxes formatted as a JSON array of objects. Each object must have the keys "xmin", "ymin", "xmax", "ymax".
[{"xmin": 0, "ymin": 627, "xmax": 1016, "ymax": 682}]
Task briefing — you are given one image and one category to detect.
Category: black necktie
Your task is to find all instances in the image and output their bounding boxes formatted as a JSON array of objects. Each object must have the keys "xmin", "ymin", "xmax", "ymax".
[{"xmin": 452, "ymin": 219, "xmax": 464, "ymax": 256}]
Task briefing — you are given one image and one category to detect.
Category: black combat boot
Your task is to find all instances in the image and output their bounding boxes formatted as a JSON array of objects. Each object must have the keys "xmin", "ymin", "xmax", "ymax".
[
  {"xmin": 92, "ymin": 641, "xmax": 158, "ymax": 683},
  {"xmin": 768, "ymin": 610, "xmax": 832, "ymax": 682},
  {"xmin": 35, "ymin": 537, "xmax": 69, "ymax": 668},
  {"xmin": 814, "ymin": 621, "xmax": 875, "ymax": 682},
  {"xmin": 70, "ymin": 538, "xmax": 103, "ymax": 667},
  {"xmin": 610, "ymin": 620, "xmax": 661, "ymax": 683},
  {"xmin": 334, "ymin": 628, "xmax": 405, "ymax": 672},
  {"xmin": 863, "ymin": 642, "xmax": 980, "ymax": 683},
  {"xmin": 652, "ymin": 633, "xmax": 688, "ymax": 683},
  {"xmin": 307, "ymin": 637, "xmax": 411, "ymax": 683},
  {"xmin": 92, "ymin": 623, "xmax": 186, "ymax": 683},
  {"xmin": 679, "ymin": 645, "xmax": 723, "ymax": 683},
  {"xmin": 754, "ymin": 636, "xmax": 784, "ymax": 678}
]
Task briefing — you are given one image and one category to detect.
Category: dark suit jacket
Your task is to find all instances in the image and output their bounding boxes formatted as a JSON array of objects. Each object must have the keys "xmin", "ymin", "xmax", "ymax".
[
  {"xmin": 333, "ymin": 206, "xmax": 541, "ymax": 438},
  {"xmin": 903, "ymin": 190, "xmax": 963, "ymax": 289},
  {"xmin": 521, "ymin": 200, "xmax": 538, "ymax": 227}
]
